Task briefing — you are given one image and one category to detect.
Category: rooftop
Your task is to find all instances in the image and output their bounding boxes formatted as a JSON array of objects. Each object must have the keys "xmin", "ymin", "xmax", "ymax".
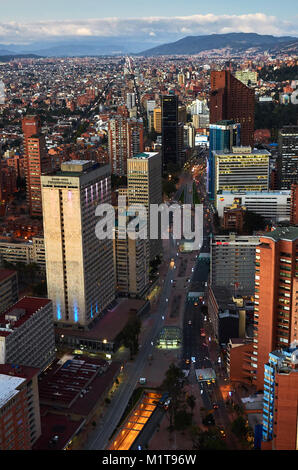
[
  {"xmin": 262, "ymin": 226, "xmax": 298, "ymax": 242},
  {"xmin": 0, "ymin": 364, "xmax": 40, "ymax": 408},
  {"xmin": 130, "ymin": 152, "xmax": 159, "ymax": 160},
  {"xmin": 0, "ymin": 297, "xmax": 52, "ymax": 337}
]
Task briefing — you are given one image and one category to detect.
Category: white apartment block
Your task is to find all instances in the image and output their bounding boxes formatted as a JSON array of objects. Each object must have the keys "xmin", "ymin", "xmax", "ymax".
[{"xmin": 0, "ymin": 297, "xmax": 55, "ymax": 371}]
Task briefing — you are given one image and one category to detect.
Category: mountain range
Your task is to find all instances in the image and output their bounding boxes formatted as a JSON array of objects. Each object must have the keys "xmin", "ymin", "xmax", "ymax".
[
  {"xmin": 138, "ymin": 33, "xmax": 298, "ymax": 56},
  {"xmin": 0, "ymin": 33, "xmax": 297, "ymax": 57}
]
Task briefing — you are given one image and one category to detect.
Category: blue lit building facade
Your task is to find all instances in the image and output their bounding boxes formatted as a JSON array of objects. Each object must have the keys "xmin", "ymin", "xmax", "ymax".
[{"xmin": 208, "ymin": 120, "xmax": 240, "ymax": 200}]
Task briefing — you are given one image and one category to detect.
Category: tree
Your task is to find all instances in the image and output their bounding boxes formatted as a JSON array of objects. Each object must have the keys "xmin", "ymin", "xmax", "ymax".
[
  {"xmin": 191, "ymin": 426, "xmax": 227, "ymax": 450},
  {"xmin": 162, "ymin": 363, "xmax": 185, "ymax": 428},
  {"xmin": 243, "ymin": 210, "xmax": 266, "ymax": 234},
  {"xmin": 174, "ymin": 409, "xmax": 192, "ymax": 430},
  {"xmin": 202, "ymin": 413, "xmax": 215, "ymax": 426},
  {"xmin": 118, "ymin": 317, "xmax": 141, "ymax": 359},
  {"xmin": 186, "ymin": 394, "xmax": 196, "ymax": 416},
  {"xmin": 231, "ymin": 416, "xmax": 248, "ymax": 440}
]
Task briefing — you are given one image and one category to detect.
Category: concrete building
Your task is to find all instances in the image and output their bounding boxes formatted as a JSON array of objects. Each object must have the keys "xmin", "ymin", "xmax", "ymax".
[
  {"xmin": 0, "ymin": 297, "xmax": 55, "ymax": 370},
  {"xmin": 216, "ymin": 190, "xmax": 291, "ymax": 223},
  {"xmin": 0, "ymin": 364, "xmax": 41, "ymax": 450},
  {"xmin": 153, "ymin": 107, "xmax": 162, "ymax": 134},
  {"xmin": 0, "ymin": 270, "xmax": 18, "ymax": 314},
  {"xmin": 41, "ymin": 160, "xmax": 115, "ymax": 328},
  {"xmin": 252, "ymin": 226, "xmax": 298, "ymax": 390},
  {"xmin": 210, "ymin": 233, "xmax": 260, "ymax": 296},
  {"xmin": 113, "ymin": 212, "xmax": 149, "ymax": 298},
  {"xmin": 262, "ymin": 343, "xmax": 298, "ymax": 449},
  {"xmin": 0, "ymin": 237, "xmax": 45, "ymax": 269},
  {"xmin": 127, "ymin": 152, "xmax": 162, "ymax": 261},
  {"xmin": 213, "ymin": 147, "xmax": 270, "ymax": 202},
  {"xmin": 108, "ymin": 117, "xmax": 144, "ymax": 176}
]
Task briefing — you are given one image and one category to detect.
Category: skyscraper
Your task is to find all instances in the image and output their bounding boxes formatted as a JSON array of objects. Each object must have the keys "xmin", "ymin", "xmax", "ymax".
[
  {"xmin": 252, "ymin": 226, "xmax": 298, "ymax": 389},
  {"xmin": 22, "ymin": 116, "xmax": 51, "ymax": 217},
  {"xmin": 278, "ymin": 126, "xmax": 298, "ymax": 190},
  {"xmin": 161, "ymin": 94, "xmax": 179, "ymax": 169},
  {"xmin": 41, "ymin": 160, "xmax": 115, "ymax": 328},
  {"xmin": 208, "ymin": 120, "xmax": 241, "ymax": 199},
  {"xmin": 108, "ymin": 117, "xmax": 144, "ymax": 176},
  {"xmin": 210, "ymin": 70, "xmax": 255, "ymax": 147},
  {"xmin": 127, "ymin": 152, "xmax": 162, "ymax": 262}
]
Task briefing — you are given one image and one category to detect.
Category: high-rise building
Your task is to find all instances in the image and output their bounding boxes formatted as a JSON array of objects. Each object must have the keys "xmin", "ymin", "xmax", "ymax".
[
  {"xmin": 210, "ymin": 70, "xmax": 255, "ymax": 147},
  {"xmin": 113, "ymin": 211, "xmax": 149, "ymax": 298},
  {"xmin": 278, "ymin": 126, "xmax": 298, "ymax": 190},
  {"xmin": 126, "ymin": 92, "xmax": 136, "ymax": 110},
  {"xmin": 161, "ymin": 94, "xmax": 179, "ymax": 168},
  {"xmin": 0, "ymin": 364, "xmax": 41, "ymax": 450},
  {"xmin": 127, "ymin": 152, "xmax": 162, "ymax": 261},
  {"xmin": 262, "ymin": 343, "xmax": 298, "ymax": 449},
  {"xmin": 213, "ymin": 147, "xmax": 270, "ymax": 202},
  {"xmin": 153, "ymin": 107, "xmax": 162, "ymax": 134},
  {"xmin": 108, "ymin": 117, "xmax": 144, "ymax": 176},
  {"xmin": 252, "ymin": 226, "xmax": 298, "ymax": 390},
  {"xmin": 41, "ymin": 160, "xmax": 115, "ymax": 328},
  {"xmin": 0, "ymin": 297, "xmax": 55, "ymax": 370},
  {"xmin": 22, "ymin": 116, "xmax": 51, "ymax": 217},
  {"xmin": 208, "ymin": 120, "xmax": 241, "ymax": 199},
  {"xmin": 210, "ymin": 233, "xmax": 260, "ymax": 296}
]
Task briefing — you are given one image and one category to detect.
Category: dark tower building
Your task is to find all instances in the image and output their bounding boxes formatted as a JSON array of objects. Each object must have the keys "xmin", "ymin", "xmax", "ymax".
[
  {"xmin": 210, "ymin": 70, "xmax": 255, "ymax": 147},
  {"xmin": 161, "ymin": 94, "xmax": 178, "ymax": 169},
  {"xmin": 278, "ymin": 126, "xmax": 298, "ymax": 190}
]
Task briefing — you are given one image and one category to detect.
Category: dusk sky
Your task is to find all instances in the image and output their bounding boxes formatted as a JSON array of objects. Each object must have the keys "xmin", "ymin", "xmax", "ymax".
[{"xmin": 0, "ymin": 0, "xmax": 297, "ymax": 44}]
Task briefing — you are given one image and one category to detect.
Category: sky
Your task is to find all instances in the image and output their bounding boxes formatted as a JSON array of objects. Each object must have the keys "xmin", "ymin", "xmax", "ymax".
[{"xmin": 0, "ymin": 0, "xmax": 297, "ymax": 45}]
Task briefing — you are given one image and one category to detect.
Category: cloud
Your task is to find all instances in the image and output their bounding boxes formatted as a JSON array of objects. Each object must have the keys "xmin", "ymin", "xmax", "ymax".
[{"xmin": 0, "ymin": 13, "xmax": 297, "ymax": 45}]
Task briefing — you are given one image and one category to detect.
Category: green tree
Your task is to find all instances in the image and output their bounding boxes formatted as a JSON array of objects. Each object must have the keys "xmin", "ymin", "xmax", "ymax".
[
  {"xmin": 161, "ymin": 363, "xmax": 185, "ymax": 428},
  {"xmin": 231, "ymin": 416, "xmax": 249, "ymax": 440},
  {"xmin": 190, "ymin": 426, "xmax": 227, "ymax": 450}
]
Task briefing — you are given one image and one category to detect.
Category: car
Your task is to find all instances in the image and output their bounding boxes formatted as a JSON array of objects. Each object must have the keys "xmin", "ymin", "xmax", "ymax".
[
  {"xmin": 185, "ymin": 358, "xmax": 190, "ymax": 364},
  {"xmin": 213, "ymin": 403, "xmax": 219, "ymax": 409},
  {"xmin": 219, "ymin": 429, "xmax": 226, "ymax": 439},
  {"xmin": 188, "ymin": 320, "xmax": 192, "ymax": 325}
]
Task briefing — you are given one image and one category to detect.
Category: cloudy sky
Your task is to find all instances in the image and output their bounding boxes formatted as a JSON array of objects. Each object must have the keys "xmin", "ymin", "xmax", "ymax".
[{"xmin": 0, "ymin": 0, "xmax": 297, "ymax": 45}]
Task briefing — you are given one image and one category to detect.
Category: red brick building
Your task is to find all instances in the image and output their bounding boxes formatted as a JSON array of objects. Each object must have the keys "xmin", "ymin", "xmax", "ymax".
[
  {"xmin": 253, "ymin": 227, "xmax": 298, "ymax": 390},
  {"xmin": 22, "ymin": 116, "xmax": 51, "ymax": 216},
  {"xmin": 0, "ymin": 364, "xmax": 41, "ymax": 450},
  {"xmin": 210, "ymin": 70, "xmax": 255, "ymax": 147}
]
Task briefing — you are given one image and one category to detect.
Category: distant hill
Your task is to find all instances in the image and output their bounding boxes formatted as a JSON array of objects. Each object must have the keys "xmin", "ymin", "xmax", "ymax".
[
  {"xmin": 139, "ymin": 33, "xmax": 298, "ymax": 56},
  {"xmin": 0, "ymin": 54, "xmax": 41, "ymax": 62}
]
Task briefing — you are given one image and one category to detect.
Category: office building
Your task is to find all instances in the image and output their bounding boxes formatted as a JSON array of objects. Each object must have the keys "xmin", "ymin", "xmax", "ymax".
[
  {"xmin": 262, "ymin": 343, "xmax": 298, "ymax": 449},
  {"xmin": 113, "ymin": 211, "xmax": 149, "ymax": 298},
  {"xmin": 0, "ymin": 364, "xmax": 41, "ymax": 450},
  {"xmin": 213, "ymin": 147, "xmax": 270, "ymax": 202},
  {"xmin": 290, "ymin": 184, "xmax": 298, "ymax": 225},
  {"xmin": 278, "ymin": 126, "xmax": 298, "ymax": 190},
  {"xmin": 216, "ymin": 190, "xmax": 291, "ymax": 223},
  {"xmin": 0, "ymin": 297, "xmax": 55, "ymax": 370},
  {"xmin": 252, "ymin": 226, "xmax": 298, "ymax": 390},
  {"xmin": 161, "ymin": 94, "xmax": 179, "ymax": 168},
  {"xmin": 0, "ymin": 270, "xmax": 18, "ymax": 314},
  {"xmin": 41, "ymin": 160, "xmax": 115, "ymax": 328},
  {"xmin": 208, "ymin": 120, "xmax": 241, "ymax": 199},
  {"xmin": 223, "ymin": 203, "xmax": 246, "ymax": 233},
  {"xmin": 108, "ymin": 117, "xmax": 144, "ymax": 176},
  {"xmin": 227, "ymin": 338, "xmax": 253, "ymax": 385},
  {"xmin": 210, "ymin": 233, "xmax": 260, "ymax": 296},
  {"xmin": 210, "ymin": 70, "xmax": 255, "ymax": 147},
  {"xmin": 127, "ymin": 152, "xmax": 162, "ymax": 261},
  {"xmin": 22, "ymin": 116, "xmax": 51, "ymax": 217},
  {"xmin": 126, "ymin": 92, "xmax": 136, "ymax": 110},
  {"xmin": 153, "ymin": 107, "xmax": 162, "ymax": 134}
]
